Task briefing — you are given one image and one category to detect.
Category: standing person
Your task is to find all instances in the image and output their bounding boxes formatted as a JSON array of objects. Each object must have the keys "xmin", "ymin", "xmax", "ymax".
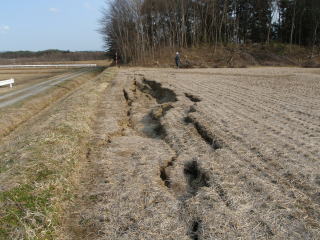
[
  {"xmin": 175, "ymin": 52, "xmax": 180, "ymax": 68},
  {"xmin": 114, "ymin": 52, "xmax": 120, "ymax": 68}
]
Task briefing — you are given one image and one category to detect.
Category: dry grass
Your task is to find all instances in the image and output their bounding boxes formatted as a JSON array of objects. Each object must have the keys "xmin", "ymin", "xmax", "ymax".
[
  {"xmin": 64, "ymin": 70, "xmax": 189, "ymax": 239},
  {"xmin": 1, "ymin": 66, "xmax": 319, "ymax": 239},
  {"xmin": 136, "ymin": 67, "xmax": 320, "ymax": 239},
  {"xmin": 132, "ymin": 44, "xmax": 314, "ymax": 68},
  {"xmin": 66, "ymin": 67, "xmax": 320, "ymax": 239},
  {"xmin": 0, "ymin": 68, "xmax": 116, "ymax": 239}
]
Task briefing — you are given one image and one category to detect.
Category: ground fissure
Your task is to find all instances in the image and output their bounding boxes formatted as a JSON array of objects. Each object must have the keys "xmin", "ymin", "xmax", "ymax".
[{"xmin": 66, "ymin": 68, "xmax": 320, "ymax": 240}]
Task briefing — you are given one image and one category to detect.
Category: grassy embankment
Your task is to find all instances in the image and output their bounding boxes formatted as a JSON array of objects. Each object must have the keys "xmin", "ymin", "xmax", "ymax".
[
  {"xmin": 131, "ymin": 43, "xmax": 320, "ymax": 68},
  {"xmin": 0, "ymin": 68, "xmax": 116, "ymax": 239}
]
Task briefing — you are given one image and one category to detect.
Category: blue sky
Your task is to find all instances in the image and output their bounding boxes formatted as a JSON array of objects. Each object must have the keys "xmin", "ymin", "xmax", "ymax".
[{"xmin": 0, "ymin": 0, "xmax": 107, "ymax": 51}]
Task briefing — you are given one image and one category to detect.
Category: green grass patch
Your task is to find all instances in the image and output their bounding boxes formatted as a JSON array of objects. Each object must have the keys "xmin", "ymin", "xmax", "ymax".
[{"xmin": 0, "ymin": 184, "xmax": 56, "ymax": 239}]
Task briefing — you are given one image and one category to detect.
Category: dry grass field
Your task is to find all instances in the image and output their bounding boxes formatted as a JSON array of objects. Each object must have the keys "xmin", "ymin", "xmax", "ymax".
[
  {"xmin": 0, "ymin": 67, "xmax": 112, "ymax": 239},
  {"xmin": 0, "ymin": 67, "xmax": 319, "ymax": 239}
]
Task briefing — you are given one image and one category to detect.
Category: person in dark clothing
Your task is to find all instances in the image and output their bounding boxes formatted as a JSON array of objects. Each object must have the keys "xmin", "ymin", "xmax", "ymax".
[{"xmin": 175, "ymin": 52, "xmax": 180, "ymax": 68}]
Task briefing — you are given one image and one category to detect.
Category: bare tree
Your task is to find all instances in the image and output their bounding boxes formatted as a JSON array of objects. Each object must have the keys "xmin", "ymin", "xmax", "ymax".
[{"xmin": 100, "ymin": 0, "xmax": 320, "ymax": 63}]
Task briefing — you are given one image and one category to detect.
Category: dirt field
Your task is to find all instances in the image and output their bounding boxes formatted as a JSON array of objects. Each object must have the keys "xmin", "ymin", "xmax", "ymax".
[
  {"xmin": 1, "ymin": 67, "xmax": 319, "ymax": 239},
  {"xmin": 62, "ymin": 67, "xmax": 319, "ymax": 239}
]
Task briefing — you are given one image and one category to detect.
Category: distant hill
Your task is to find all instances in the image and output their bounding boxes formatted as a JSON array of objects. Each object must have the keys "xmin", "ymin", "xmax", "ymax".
[{"xmin": 0, "ymin": 50, "xmax": 108, "ymax": 64}]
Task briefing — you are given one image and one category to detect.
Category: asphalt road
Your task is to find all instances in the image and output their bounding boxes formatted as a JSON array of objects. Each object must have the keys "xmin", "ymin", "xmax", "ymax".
[{"xmin": 0, "ymin": 69, "xmax": 89, "ymax": 108}]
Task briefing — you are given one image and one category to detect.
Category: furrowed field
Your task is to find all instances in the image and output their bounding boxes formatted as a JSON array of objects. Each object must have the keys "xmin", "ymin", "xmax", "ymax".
[{"xmin": 0, "ymin": 67, "xmax": 319, "ymax": 239}]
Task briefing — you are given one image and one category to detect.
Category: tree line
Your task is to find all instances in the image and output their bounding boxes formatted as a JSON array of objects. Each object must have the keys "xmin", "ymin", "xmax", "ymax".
[
  {"xmin": 100, "ymin": 0, "xmax": 320, "ymax": 63},
  {"xmin": 0, "ymin": 50, "xmax": 106, "ymax": 62}
]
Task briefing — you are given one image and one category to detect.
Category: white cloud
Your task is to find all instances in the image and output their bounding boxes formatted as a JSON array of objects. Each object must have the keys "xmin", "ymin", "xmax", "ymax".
[
  {"xmin": 49, "ymin": 8, "xmax": 59, "ymax": 13},
  {"xmin": 0, "ymin": 25, "xmax": 10, "ymax": 34}
]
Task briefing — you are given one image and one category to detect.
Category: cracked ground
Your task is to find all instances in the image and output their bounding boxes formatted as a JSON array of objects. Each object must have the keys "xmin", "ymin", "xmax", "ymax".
[{"xmin": 66, "ymin": 67, "xmax": 320, "ymax": 240}]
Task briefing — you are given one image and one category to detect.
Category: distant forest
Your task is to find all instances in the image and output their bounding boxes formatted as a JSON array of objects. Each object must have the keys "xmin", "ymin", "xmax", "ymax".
[
  {"xmin": 0, "ymin": 50, "xmax": 106, "ymax": 63},
  {"xmin": 101, "ymin": 0, "xmax": 320, "ymax": 63}
]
